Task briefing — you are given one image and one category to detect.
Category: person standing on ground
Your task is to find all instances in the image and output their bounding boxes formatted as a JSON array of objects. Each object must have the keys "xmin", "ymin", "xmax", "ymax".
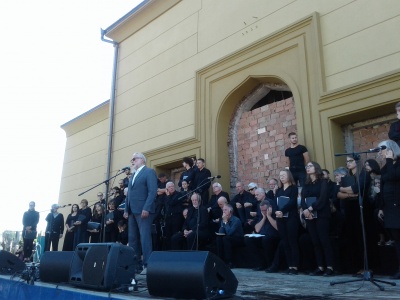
[
  {"xmin": 123, "ymin": 152, "xmax": 157, "ymax": 275},
  {"xmin": 285, "ymin": 132, "xmax": 310, "ymax": 187}
]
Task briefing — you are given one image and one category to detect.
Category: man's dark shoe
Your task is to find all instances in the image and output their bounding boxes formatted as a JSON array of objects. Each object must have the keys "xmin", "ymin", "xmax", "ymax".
[
  {"xmin": 226, "ymin": 262, "xmax": 235, "ymax": 269},
  {"xmin": 309, "ymin": 268, "xmax": 324, "ymax": 276},
  {"xmin": 265, "ymin": 266, "xmax": 279, "ymax": 273}
]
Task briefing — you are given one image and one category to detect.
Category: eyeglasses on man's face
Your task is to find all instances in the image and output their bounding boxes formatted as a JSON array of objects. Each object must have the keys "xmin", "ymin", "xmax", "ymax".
[{"xmin": 131, "ymin": 157, "xmax": 142, "ymax": 162}]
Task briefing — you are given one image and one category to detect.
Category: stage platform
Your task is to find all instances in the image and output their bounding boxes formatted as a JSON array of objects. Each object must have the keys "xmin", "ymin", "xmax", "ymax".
[{"xmin": 1, "ymin": 268, "xmax": 399, "ymax": 300}]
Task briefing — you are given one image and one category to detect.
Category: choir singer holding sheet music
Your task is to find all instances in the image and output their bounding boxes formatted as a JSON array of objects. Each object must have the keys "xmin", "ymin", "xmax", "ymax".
[
  {"xmin": 301, "ymin": 161, "xmax": 334, "ymax": 276},
  {"xmin": 275, "ymin": 169, "xmax": 300, "ymax": 275}
]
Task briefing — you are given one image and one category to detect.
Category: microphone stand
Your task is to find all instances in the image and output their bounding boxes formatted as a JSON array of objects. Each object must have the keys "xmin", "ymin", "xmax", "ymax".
[
  {"xmin": 330, "ymin": 151, "xmax": 396, "ymax": 291},
  {"xmin": 77, "ymin": 169, "xmax": 125, "ymax": 242}
]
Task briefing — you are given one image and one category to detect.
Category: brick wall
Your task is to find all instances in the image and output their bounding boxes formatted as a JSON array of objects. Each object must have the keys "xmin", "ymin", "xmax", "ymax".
[
  {"xmin": 233, "ymin": 99, "xmax": 395, "ymax": 188},
  {"xmin": 235, "ymin": 97, "xmax": 296, "ymax": 189},
  {"xmin": 344, "ymin": 116, "xmax": 394, "ymax": 169}
]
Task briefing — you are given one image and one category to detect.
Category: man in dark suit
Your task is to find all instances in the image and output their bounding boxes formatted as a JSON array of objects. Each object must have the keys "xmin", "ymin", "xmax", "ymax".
[{"xmin": 124, "ymin": 152, "xmax": 157, "ymax": 275}]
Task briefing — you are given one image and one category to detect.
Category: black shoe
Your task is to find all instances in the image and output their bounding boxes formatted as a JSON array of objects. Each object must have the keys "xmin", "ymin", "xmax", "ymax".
[
  {"xmin": 310, "ymin": 268, "xmax": 324, "ymax": 276},
  {"xmin": 390, "ymin": 271, "xmax": 400, "ymax": 279},
  {"xmin": 252, "ymin": 266, "xmax": 267, "ymax": 271},
  {"xmin": 265, "ymin": 266, "xmax": 279, "ymax": 273},
  {"xmin": 226, "ymin": 262, "xmax": 235, "ymax": 269},
  {"xmin": 281, "ymin": 268, "xmax": 291, "ymax": 275},
  {"xmin": 288, "ymin": 268, "xmax": 298, "ymax": 275},
  {"xmin": 324, "ymin": 268, "xmax": 334, "ymax": 276}
]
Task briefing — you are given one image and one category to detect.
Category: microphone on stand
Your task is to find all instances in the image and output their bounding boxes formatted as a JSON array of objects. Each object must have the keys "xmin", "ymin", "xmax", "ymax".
[
  {"xmin": 368, "ymin": 146, "xmax": 386, "ymax": 153},
  {"xmin": 120, "ymin": 166, "xmax": 130, "ymax": 171},
  {"xmin": 208, "ymin": 175, "xmax": 222, "ymax": 180}
]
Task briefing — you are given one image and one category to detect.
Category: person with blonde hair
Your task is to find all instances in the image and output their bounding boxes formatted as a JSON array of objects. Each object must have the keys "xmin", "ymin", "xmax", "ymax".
[{"xmin": 377, "ymin": 140, "xmax": 400, "ymax": 279}]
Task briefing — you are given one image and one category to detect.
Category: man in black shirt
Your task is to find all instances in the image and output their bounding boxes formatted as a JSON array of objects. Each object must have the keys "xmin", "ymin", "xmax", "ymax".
[
  {"xmin": 192, "ymin": 158, "xmax": 212, "ymax": 205},
  {"xmin": 265, "ymin": 178, "xmax": 278, "ymax": 200},
  {"xmin": 389, "ymin": 102, "xmax": 400, "ymax": 147},
  {"xmin": 207, "ymin": 182, "xmax": 230, "ymax": 212},
  {"xmin": 164, "ymin": 182, "xmax": 184, "ymax": 250},
  {"xmin": 285, "ymin": 132, "xmax": 310, "ymax": 187}
]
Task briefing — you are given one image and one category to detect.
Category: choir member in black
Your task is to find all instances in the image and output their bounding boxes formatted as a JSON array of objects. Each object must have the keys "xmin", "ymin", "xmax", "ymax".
[
  {"xmin": 192, "ymin": 158, "xmax": 212, "ymax": 206},
  {"xmin": 337, "ymin": 156, "xmax": 365, "ymax": 273},
  {"xmin": 388, "ymin": 102, "xmax": 400, "ymax": 147},
  {"xmin": 377, "ymin": 140, "xmax": 400, "ymax": 279},
  {"xmin": 44, "ymin": 204, "xmax": 64, "ymax": 251},
  {"xmin": 178, "ymin": 157, "xmax": 195, "ymax": 189},
  {"xmin": 88, "ymin": 203, "xmax": 104, "ymax": 243},
  {"xmin": 207, "ymin": 182, "xmax": 230, "ymax": 212},
  {"xmin": 244, "ymin": 183, "xmax": 259, "ymax": 226},
  {"xmin": 153, "ymin": 173, "xmax": 168, "ymax": 250},
  {"xmin": 180, "ymin": 180, "xmax": 192, "ymax": 207},
  {"xmin": 105, "ymin": 199, "xmax": 123, "ymax": 243},
  {"xmin": 371, "ymin": 176, "xmax": 388, "ymax": 246},
  {"xmin": 231, "ymin": 182, "xmax": 253, "ymax": 228},
  {"xmin": 22, "ymin": 201, "xmax": 40, "ymax": 262},
  {"xmin": 322, "ymin": 169, "xmax": 336, "ymax": 201},
  {"xmin": 275, "ymin": 169, "xmax": 300, "ymax": 275},
  {"xmin": 164, "ymin": 182, "xmax": 184, "ymax": 250},
  {"xmin": 216, "ymin": 204, "xmax": 244, "ymax": 268},
  {"xmin": 62, "ymin": 204, "xmax": 79, "ymax": 251},
  {"xmin": 210, "ymin": 197, "xmax": 229, "ymax": 235},
  {"xmin": 171, "ymin": 193, "xmax": 209, "ymax": 250},
  {"xmin": 285, "ymin": 132, "xmax": 310, "ymax": 187},
  {"xmin": 266, "ymin": 178, "xmax": 278, "ymax": 200},
  {"xmin": 73, "ymin": 199, "xmax": 92, "ymax": 248},
  {"xmin": 117, "ymin": 220, "xmax": 128, "ymax": 245},
  {"xmin": 123, "ymin": 167, "xmax": 131, "ymax": 188},
  {"xmin": 245, "ymin": 190, "xmax": 280, "ymax": 271},
  {"xmin": 111, "ymin": 186, "xmax": 124, "ymax": 207},
  {"xmin": 96, "ymin": 192, "xmax": 105, "ymax": 206},
  {"xmin": 301, "ymin": 161, "xmax": 334, "ymax": 276}
]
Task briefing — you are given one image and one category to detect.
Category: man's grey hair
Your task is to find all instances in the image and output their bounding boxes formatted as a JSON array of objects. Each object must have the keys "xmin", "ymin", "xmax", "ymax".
[
  {"xmin": 133, "ymin": 152, "xmax": 146, "ymax": 164},
  {"xmin": 333, "ymin": 167, "xmax": 348, "ymax": 176}
]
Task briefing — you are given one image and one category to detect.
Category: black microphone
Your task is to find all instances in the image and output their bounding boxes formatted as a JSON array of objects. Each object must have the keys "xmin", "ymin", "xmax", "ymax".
[
  {"xmin": 368, "ymin": 145, "xmax": 386, "ymax": 152},
  {"xmin": 120, "ymin": 166, "xmax": 130, "ymax": 171},
  {"xmin": 208, "ymin": 175, "xmax": 222, "ymax": 180}
]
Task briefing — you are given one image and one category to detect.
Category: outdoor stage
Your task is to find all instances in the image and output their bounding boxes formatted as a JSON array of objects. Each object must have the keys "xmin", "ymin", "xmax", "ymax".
[{"xmin": 1, "ymin": 268, "xmax": 399, "ymax": 300}]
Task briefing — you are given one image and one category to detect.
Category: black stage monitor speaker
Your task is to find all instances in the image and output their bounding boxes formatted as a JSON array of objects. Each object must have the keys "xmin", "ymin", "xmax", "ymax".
[
  {"xmin": 147, "ymin": 251, "xmax": 238, "ymax": 299},
  {"xmin": 40, "ymin": 251, "xmax": 75, "ymax": 283},
  {"xmin": 69, "ymin": 243, "xmax": 136, "ymax": 290},
  {"xmin": 0, "ymin": 250, "xmax": 25, "ymax": 275}
]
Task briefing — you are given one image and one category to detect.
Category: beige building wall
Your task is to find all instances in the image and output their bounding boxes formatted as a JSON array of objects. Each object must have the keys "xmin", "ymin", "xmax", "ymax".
[
  {"xmin": 59, "ymin": 102, "xmax": 110, "ymax": 208},
  {"xmin": 59, "ymin": 0, "xmax": 400, "ymax": 202}
]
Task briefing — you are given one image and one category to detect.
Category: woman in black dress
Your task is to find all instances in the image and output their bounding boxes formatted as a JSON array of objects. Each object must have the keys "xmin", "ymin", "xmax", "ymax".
[
  {"xmin": 105, "ymin": 199, "xmax": 123, "ymax": 242},
  {"xmin": 377, "ymin": 140, "xmax": 400, "ymax": 279},
  {"xmin": 275, "ymin": 169, "xmax": 300, "ymax": 275},
  {"xmin": 89, "ymin": 203, "xmax": 104, "ymax": 243},
  {"xmin": 301, "ymin": 161, "xmax": 334, "ymax": 276},
  {"xmin": 62, "ymin": 204, "xmax": 79, "ymax": 251}
]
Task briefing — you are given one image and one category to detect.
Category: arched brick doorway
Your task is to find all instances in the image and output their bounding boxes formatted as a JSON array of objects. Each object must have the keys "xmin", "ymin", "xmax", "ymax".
[{"xmin": 227, "ymin": 82, "xmax": 295, "ymax": 191}]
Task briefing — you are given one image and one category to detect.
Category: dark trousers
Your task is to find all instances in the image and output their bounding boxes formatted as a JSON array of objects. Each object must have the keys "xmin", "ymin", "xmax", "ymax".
[
  {"xmin": 171, "ymin": 230, "xmax": 209, "ymax": 250},
  {"xmin": 277, "ymin": 216, "xmax": 300, "ymax": 267},
  {"xmin": 341, "ymin": 199, "xmax": 363, "ymax": 272},
  {"xmin": 244, "ymin": 235, "xmax": 279, "ymax": 268},
  {"xmin": 44, "ymin": 232, "xmax": 60, "ymax": 251},
  {"xmin": 73, "ymin": 226, "xmax": 89, "ymax": 249},
  {"xmin": 306, "ymin": 217, "xmax": 334, "ymax": 267},
  {"xmin": 389, "ymin": 229, "xmax": 400, "ymax": 270},
  {"xmin": 217, "ymin": 235, "xmax": 244, "ymax": 263},
  {"xmin": 291, "ymin": 170, "xmax": 306, "ymax": 187},
  {"xmin": 164, "ymin": 215, "xmax": 183, "ymax": 250},
  {"xmin": 23, "ymin": 238, "xmax": 34, "ymax": 261}
]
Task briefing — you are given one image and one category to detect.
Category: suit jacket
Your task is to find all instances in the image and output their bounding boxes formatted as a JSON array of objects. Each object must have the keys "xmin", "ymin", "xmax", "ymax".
[{"xmin": 125, "ymin": 166, "xmax": 158, "ymax": 214}]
